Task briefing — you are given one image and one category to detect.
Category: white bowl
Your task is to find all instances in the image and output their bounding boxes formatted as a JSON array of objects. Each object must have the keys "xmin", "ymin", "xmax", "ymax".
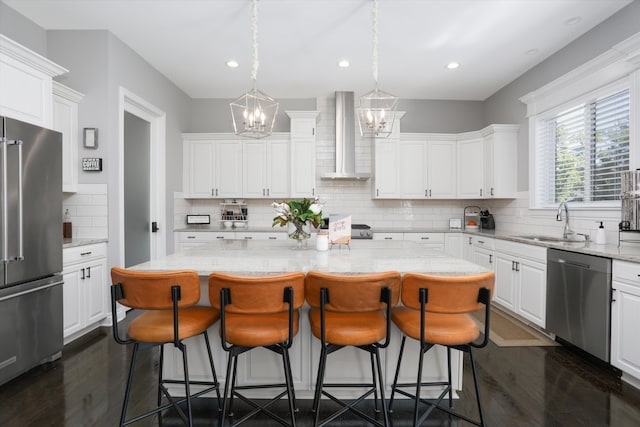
[
  {"xmin": 234, "ymin": 221, "xmax": 246, "ymax": 228},
  {"xmin": 223, "ymin": 221, "xmax": 232, "ymax": 228},
  {"xmin": 466, "ymin": 225, "xmax": 479, "ymax": 230}
]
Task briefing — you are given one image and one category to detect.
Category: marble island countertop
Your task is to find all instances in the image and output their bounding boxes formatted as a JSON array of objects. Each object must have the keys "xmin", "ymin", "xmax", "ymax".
[
  {"xmin": 63, "ymin": 237, "xmax": 108, "ymax": 249},
  {"xmin": 130, "ymin": 239, "xmax": 487, "ymax": 276}
]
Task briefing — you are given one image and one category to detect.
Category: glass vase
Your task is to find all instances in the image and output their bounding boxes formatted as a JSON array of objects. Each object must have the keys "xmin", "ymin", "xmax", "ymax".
[{"xmin": 287, "ymin": 220, "xmax": 311, "ymax": 249}]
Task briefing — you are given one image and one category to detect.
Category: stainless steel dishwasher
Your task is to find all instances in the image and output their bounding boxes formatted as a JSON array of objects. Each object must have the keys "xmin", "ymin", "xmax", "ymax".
[{"xmin": 546, "ymin": 248, "xmax": 612, "ymax": 362}]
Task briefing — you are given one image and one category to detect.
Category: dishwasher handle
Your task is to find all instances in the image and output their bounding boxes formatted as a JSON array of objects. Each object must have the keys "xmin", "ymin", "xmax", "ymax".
[{"xmin": 555, "ymin": 258, "xmax": 591, "ymax": 269}]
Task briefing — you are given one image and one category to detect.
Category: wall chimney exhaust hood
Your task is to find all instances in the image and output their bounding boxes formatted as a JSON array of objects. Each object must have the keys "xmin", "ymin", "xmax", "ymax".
[{"xmin": 321, "ymin": 91, "xmax": 370, "ymax": 180}]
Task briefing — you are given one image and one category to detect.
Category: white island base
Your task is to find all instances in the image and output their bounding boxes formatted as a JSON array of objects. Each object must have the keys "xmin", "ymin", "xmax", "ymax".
[{"xmin": 129, "ymin": 239, "xmax": 488, "ymax": 399}]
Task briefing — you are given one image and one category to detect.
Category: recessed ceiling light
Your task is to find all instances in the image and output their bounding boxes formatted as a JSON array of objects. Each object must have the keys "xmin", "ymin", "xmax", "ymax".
[
  {"xmin": 446, "ymin": 62, "xmax": 460, "ymax": 70},
  {"xmin": 525, "ymin": 48, "xmax": 539, "ymax": 56},
  {"xmin": 337, "ymin": 60, "xmax": 350, "ymax": 68},
  {"xmin": 565, "ymin": 16, "xmax": 581, "ymax": 26},
  {"xmin": 226, "ymin": 60, "xmax": 239, "ymax": 68}
]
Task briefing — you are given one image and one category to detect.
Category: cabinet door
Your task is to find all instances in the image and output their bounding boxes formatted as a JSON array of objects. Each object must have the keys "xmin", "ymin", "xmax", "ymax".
[
  {"xmin": 399, "ymin": 140, "xmax": 427, "ymax": 198},
  {"xmin": 215, "ymin": 140, "xmax": 243, "ymax": 197},
  {"xmin": 473, "ymin": 248, "xmax": 494, "ymax": 271},
  {"xmin": 374, "ymin": 139, "xmax": 399, "ymax": 198},
  {"xmin": 290, "ymin": 118, "xmax": 316, "ymax": 138},
  {"xmin": 611, "ymin": 283, "xmax": 640, "ymax": 377},
  {"xmin": 485, "ymin": 127, "xmax": 518, "ymax": 198},
  {"xmin": 457, "ymin": 137, "xmax": 484, "ymax": 198},
  {"xmin": 62, "ymin": 269, "xmax": 83, "ymax": 338},
  {"xmin": 266, "ymin": 139, "xmax": 290, "ymax": 198},
  {"xmin": 444, "ymin": 233, "xmax": 463, "ymax": 258},
  {"xmin": 185, "ymin": 140, "xmax": 216, "ymax": 197},
  {"xmin": 427, "ymin": 140, "xmax": 457, "ymax": 198},
  {"xmin": 53, "ymin": 90, "xmax": 80, "ymax": 193},
  {"xmin": 494, "ymin": 254, "xmax": 516, "ymax": 311},
  {"xmin": 517, "ymin": 259, "xmax": 546, "ymax": 327},
  {"xmin": 243, "ymin": 141, "xmax": 266, "ymax": 198},
  {"xmin": 290, "ymin": 139, "xmax": 316, "ymax": 198},
  {"xmin": 84, "ymin": 260, "xmax": 108, "ymax": 325}
]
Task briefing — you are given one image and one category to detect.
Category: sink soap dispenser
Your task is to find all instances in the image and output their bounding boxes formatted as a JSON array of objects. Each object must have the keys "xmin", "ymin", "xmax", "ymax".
[{"xmin": 595, "ymin": 221, "xmax": 606, "ymax": 245}]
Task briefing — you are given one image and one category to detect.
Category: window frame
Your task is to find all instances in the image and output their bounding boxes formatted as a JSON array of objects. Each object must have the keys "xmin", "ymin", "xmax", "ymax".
[{"xmin": 530, "ymin": 78, "xmax": 631, "ymax": 211}]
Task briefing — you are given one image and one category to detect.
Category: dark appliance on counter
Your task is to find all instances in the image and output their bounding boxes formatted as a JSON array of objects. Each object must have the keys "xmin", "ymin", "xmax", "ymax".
[
  {"xmin": 546, "ymin": 248, "xmax": 611, "ymax": 363},
  {"xmin": 0, "ymin": 116, "xmax": 63, "ymax": 386},
  {"xmin": 480, "ymin": 210, "xmax": 495, "ymax": 229}
]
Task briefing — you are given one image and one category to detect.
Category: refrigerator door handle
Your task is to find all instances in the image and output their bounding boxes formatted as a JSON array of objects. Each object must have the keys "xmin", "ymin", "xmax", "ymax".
[{"xmin": 1, "ymin": 139, "xmax": 24, "ymax": 263}]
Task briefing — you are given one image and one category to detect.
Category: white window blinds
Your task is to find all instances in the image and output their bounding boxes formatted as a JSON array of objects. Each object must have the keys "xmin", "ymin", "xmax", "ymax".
[{"xmin": 535, "ymin": 88, "xmax": 629, "ymax": 207}]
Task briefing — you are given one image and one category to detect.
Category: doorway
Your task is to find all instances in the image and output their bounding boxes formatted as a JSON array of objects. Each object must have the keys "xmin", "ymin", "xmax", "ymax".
[
  {"xmin": 118, "ymin": 88, "xmax": 166, "ymax": 268},
  {"xmin": 124, "ymin": 112, "xmax": 150, "ymax": 267}
]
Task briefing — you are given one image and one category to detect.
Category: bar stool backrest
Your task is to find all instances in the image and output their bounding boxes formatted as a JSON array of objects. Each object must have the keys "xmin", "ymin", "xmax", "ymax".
[
  {"xmin": 401, "ymin": 272, "xmax": 495, "ymax": 314},
  {"xmin": 209, "ymin": 272, "xmax": 305, "ymax": 314},
  {"xmin": 305, "ymin": 271, "xmax": 401, "ymax": 312},
  {"xmin": 111, "ymin": 267, "xmax": 200, "ymax": 310}
]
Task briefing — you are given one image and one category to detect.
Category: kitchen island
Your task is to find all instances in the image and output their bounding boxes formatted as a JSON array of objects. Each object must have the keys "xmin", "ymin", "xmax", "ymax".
[{"xmin": 128, "ymin": 239, "xmax": 488, "ymax": 399}]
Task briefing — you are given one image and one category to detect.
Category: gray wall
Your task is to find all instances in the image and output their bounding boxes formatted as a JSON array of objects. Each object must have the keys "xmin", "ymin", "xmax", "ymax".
[
  {"xmin": 0, "ymin": 2, "xmax": 47, "ymax": 56},
  {"xmin": 190, "ymin": 98, "xmax": 316, "ymax": 132},
  {"xmin": 483, "ymin": 1, "xmax": 640, "ymax": 191},
  {"xmin": 398, "ymin": 99, "xmax": 485, "ymax": 133},
  {"xmin": 46, "ymin": 29, "xmax": 193, "ymax": 266}
]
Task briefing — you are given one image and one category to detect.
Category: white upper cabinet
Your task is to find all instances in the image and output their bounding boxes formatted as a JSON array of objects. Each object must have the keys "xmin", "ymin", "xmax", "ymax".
[
  {"xmin": 287, "ymin": 111, "xmax": 319, "ymax": 198},
  {"xmin": 183, "ymin": 135, "xmax": 243, "ymax": 198},
  {"xmin": 373, "ymin": 138, "xmax": 400, "ymax": 198},
  {"xmin": 243, "ymin": 138, "xmax": 290, "ymax": 198},
  {"xmin": 52, "ymin": 82, "xmax": 84, "ymax": 193},
  {"xmin": 426, "ymin": 139, "xmax": 457, "ymax": 198},
  {"xmin": 457, "ymin": 135, "xmax": 484, "ymax": 198},
  {"xmin": 483, "ymin": 124, "xmax": 519, "ymax": 198},
  {"xmin": 397, "ymin": 136, "xmax": 456, "ymax": 199},
  {"xmin": 0, "ymin": 35, "xmax": 67, "ymax": 127}
]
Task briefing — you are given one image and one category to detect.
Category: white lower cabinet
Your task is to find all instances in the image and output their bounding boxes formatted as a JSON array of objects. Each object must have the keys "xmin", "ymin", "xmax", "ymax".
[
  {"xmin": 62, "ymin": 243, "xmax": 108, "ymax": 344},
  {"xmin": 612, "ymin": 260, "xmax": 640, "ymax": 381},
  {"xmin": 235, "ymin": 231, "xmax": 285, "ymax": 241},
  {"xmin": 174, "ymin": 231, "xmax": 235, "ymax": 252},
  {"xmin": 403, "ymin": 233, "xmax": 445, "ymax": 252},
  {"xmin": 444, "ymin": 233, "xmax": 463, "ymax": 258},
  {"xmin": 493, "ymin": 240, "xmax": 546, "ymax": 328}
]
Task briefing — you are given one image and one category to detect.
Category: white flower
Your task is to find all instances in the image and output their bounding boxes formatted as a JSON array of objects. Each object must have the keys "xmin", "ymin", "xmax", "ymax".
[
  {"xmin": 309, "ymin": 203, "xmax": 322, "ymax": 215},
  {"xmin": 273, "ymin": 202, "xmax": 290, "ymax": 219}
]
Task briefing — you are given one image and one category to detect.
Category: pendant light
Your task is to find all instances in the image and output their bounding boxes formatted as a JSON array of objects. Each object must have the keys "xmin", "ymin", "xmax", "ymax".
[
  {"xmin": 230, "ymin": 0, "xmax": 278, "ymax": 139},
  {"xmin": 357, "ymin": 0, "xmax": 397, "ymax": 138}
]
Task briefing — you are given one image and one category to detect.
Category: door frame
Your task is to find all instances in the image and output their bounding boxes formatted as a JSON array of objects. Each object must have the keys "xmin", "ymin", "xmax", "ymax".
[{"xmin": 118, "ymin": 87, "xmax": 166, "ymax": 266}]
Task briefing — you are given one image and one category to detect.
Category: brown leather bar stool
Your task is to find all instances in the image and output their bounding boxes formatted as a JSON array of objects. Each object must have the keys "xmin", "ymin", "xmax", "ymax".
[
  {"xmin": 388, "ymin": 272, "xmax": 495, "ymax": 427},
  {"xmin": 208, "ymin": 271, "xmax": 305, "ymax": 427},
  {"xmin": 110, "ymin": 267, "xmax": 221, "ymax": 427},
  {"xmin": 305, "ymin": 270, "xmax": 401, "ymax": 427}
]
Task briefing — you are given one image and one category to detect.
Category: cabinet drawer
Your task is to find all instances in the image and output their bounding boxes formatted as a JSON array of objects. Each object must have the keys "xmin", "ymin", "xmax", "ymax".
[
  {"xmin": 613, "ymin": 260, "xmax": 640, "ymax": 285},
  {"xmin": 63, "ymin": 243, "xmax": 107, "ymax": 265},
  {"xmin": 373, "ymin": 233, "xmax": 403, "ymax": 241},
  {"xmin": 403, "ymin": 233, "xmax": 445, "ymax": 243},
  {"xmin": 471, "ymin": 236, "xmax": 494, "ymax": 250},
  {"xmin": 235, "ymin": 232, "xmax": 284, "ymax": 240},
  {"xmin": 178, "ymin": 232, "xmax": 233, "ymax": 242},
  {"xmin": 494, "ymin": 240, "xmax": 546, "ymax": 263}
]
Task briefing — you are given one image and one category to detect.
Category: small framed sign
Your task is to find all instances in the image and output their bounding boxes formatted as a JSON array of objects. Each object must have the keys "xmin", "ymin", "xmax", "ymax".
[
  {"xmin": 82, "ymin": 157, "xmax": 102, "ymax": 171},
  {"xmin": 83, "ymin": 128, "xmax": 98, "ymax": 148}
]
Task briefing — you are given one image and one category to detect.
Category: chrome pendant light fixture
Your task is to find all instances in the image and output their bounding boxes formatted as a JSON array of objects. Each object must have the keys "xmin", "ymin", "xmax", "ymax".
[
  {"xmin": 230, "ymin": 0, "xmax": 278, "ymax": 139},
  {"xmin": 357, "ymin": 0, "xmax": 398, "ymax": 138}
]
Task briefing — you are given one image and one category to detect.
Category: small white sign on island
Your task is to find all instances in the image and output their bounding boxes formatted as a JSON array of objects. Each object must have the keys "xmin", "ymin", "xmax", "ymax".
[{"xmin": 328, "ymin": 214, "xmax": 351, "ymax": 246}]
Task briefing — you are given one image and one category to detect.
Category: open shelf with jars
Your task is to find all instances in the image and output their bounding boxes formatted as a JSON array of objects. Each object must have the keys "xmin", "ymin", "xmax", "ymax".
[{"xmin": 220, "ymin": 201, "xmax": 248, "ymax": 229}]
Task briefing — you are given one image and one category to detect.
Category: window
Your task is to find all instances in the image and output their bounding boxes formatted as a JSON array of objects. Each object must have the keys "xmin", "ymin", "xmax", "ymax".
[{"xmin": 534, "ymin": 87, "xmax": 629, "ymax": 208}]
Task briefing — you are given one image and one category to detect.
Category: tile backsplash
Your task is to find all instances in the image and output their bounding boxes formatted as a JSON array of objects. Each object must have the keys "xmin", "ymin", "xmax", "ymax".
[{"xmin": 63, "ymin": 184, "xmax": 108, "ymax": 238}]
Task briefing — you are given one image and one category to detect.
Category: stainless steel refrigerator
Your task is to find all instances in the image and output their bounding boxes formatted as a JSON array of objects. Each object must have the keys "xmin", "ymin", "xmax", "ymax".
[{"xmin": 0, "ymin": 116, "xmax": 63, "ymax": 386}]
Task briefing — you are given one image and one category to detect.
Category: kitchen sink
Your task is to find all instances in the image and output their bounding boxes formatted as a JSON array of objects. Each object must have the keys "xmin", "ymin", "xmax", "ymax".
[{"xmin": 516, "ymin": 235, "xmax": 585, "ymax": 243}]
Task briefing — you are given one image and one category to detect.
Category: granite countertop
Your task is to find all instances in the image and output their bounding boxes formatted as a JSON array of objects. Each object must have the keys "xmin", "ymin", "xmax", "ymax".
[
  {"xmin": 463, "ymin": 229, "xmax": 640, "ymax": 263},
  {"xmin": 129, "ymin": 239, "xmax": 487, "ymax": 276},
  {"xmin": 63, "ymin": 238, "xmax": 108, "ymax": 249}
]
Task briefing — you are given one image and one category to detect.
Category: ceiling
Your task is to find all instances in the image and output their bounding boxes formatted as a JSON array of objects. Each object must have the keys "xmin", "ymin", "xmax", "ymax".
[{"xmin": 2, "ymin": 0, "xmax": 633, "ymax": 100}]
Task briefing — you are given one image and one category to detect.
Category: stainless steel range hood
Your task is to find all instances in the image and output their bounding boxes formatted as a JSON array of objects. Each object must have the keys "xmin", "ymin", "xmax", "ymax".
[{"xmin": 321, "ymin": 91, "xmax": 370, "ymax": 180}]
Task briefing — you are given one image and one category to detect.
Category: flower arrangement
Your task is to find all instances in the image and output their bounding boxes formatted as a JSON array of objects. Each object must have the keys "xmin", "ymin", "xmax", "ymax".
[{"xmin": 272, "ymin": 197, "xmax": 323, "ymax": 240}]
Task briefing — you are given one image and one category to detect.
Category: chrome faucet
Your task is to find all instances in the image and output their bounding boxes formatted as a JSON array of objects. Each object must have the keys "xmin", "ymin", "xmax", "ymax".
[{"xmin": 556, "ymin": 201, "xmax": 575, "ymax": 239}]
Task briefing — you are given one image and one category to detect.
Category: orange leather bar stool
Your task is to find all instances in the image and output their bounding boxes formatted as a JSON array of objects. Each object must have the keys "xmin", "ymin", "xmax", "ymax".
[
  {"xmin": 305, "ymin": 271, "xmax": 401, "ymax": 427},
  {"xmin": 389, "ymin": 272, "xmax": 495, "ymax": 427},
  {"xmin": 110, "ymin": 267, "xmax": 221, "ymax": 427},
  {"xmin": 208, "ymin": 272, "xmax": 305, "ymax": 427}
]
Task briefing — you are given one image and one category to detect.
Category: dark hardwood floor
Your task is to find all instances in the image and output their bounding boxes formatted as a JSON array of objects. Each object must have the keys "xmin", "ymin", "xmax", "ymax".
[{"xmin": 2, "ymin": 317, "xmax": 640, "ymax": 427}]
